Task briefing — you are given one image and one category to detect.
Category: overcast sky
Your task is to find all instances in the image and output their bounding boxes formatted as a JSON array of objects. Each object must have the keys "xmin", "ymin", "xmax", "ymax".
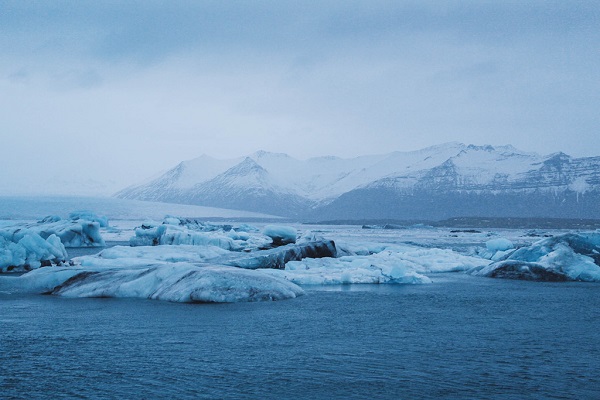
[{"xmin": 1, "ymin": 1, "xmax": 599, "ymax": 195}]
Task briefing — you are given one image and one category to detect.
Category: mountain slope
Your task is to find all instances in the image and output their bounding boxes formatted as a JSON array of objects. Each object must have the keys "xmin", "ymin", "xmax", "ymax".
[
  {"xmin": 179, "ymin": 158, "xmax": 312, "ymax": 217},
  {"xmin": 310, "ymin": 146, "xmax": 600, "ymax": 220},
  {"xmin": 115, "ymin": 143, "xmax": 600, "ymax": 220}
]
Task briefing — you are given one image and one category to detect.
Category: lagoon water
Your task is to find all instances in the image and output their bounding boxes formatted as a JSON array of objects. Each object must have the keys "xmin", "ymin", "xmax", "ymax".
[{"xmin": 2, "ymin": 274, "xmax": 599, "ymax": 399}]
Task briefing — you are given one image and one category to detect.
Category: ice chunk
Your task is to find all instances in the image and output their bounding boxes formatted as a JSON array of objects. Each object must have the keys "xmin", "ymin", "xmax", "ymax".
[
  {"xmin": 486, "ymin": 238, "xmax": 514, "ymax": 252},
  {"xmin": 470, "ymin": 232, "xmax": 600, "ymax": 282},
  {"xmin": 37, "ymin": 263, "xmax": 304, "ymax": 303},
  {"xmin": 262, "ymin": 246, "xmax": 487, "ymax": 285},
  {"xmin": 163, "ymin": 217, "xmax": 181, "ymax": 225},
  {"xmin": 235, "ymin": 224, "xmax": 259, "ymax": 233},
  {"xmin": 69, "ymin": 210, "xmax": 109, "ymax": 227},
  {"xmin": 226, "ymin": 239, "xmax": 337, "ymax": 269},
  {"xmin": 0, "ymin": 219, "xmax": 105, "ymax": 247},
  {"xmin": 171, "ymin": 217, "xmax": 233, "ymax": 232},
  {"xmin": 476, "ymin": 237, "xmax": 517, "ymax": 261},
  {"xmin": 263, "ymin": 225, "xmax": 297, "ymax": 246},
  {"xmin": 38, "ymin": 215, "xmax": 61, "ymax": 223},
  {"xmin": 129, "ymin": 223, "xmax": 238, "ymax": 250},
  {"xmin": 0, "ymin": 233, "xmax": 68, "ymax": 272}
]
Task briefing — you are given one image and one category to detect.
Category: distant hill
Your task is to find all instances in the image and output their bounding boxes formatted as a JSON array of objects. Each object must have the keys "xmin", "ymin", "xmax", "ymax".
[{"xmin": 115, "ymin": 143, "xmax": 600, "ymax": 221}]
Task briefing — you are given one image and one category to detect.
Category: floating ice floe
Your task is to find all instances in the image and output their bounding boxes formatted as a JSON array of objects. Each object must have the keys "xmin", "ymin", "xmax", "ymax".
[
  {"xmin": 1, "ymin": 218, "xmax": 105, "ymax": 247},
  {"xmin": 129, "ymin": 223, "xmax": 239, "ymax": 250},
  {"xmin": 263, "ymin": 246, "xmax": 488, "ymax": 285},
  {"xmin": 470, "ymin": 232, "xmax": 600, "ymax": 281},
  {"xmin": 263, "ymin": 225, "xmax": 297, "ymax": 245},
  {"xmin": 0, "ymin": 233, "xmax": 68, "ymax": 272},
  {"xmin": 18, "ymin": 263, "xmax": 304, "ymax": 302},
  {"xmin": 129, "ymin": 218, "xmax": 302, "ymax": 252}
]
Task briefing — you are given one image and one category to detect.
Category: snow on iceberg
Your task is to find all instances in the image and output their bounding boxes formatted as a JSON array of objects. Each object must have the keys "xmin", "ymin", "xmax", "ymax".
[
  {"xmin": 470, "ymin": 232, "xmax": 600, "ymax": 282},
  {"xmin": 22, "ymin": 263, "xmax": 304, "ymax": 303},
  {"xmin": 1, "ymin": 218, "xmax": 105, "ymax": 247},
  {"xmin": 263, "ymin": 225, "xmax": 297, "ymax": 245},
  {"xmin": 0, "ymin": 233, "xmax": 67, "ymax": 272},
  {"xmin": 69, "ymin": 211, "xmax": 109, "ymax": 228},
  {"xmin": 75, "ymin": 245, "xmax": 230, "ymax": 269},
  {"xmin": 262, "ymin": 246, "xmax": 488, "ymax": 285}
]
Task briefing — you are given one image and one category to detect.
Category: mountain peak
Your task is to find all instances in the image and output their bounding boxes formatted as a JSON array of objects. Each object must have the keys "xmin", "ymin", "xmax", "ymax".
[{"xmin": 226, "ymin": 157, "xmax": 267, "ymax": 175}]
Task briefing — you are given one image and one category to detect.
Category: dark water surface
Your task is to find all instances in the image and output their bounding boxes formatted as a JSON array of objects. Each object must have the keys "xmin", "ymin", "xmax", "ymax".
[{"xmin": 1, "ymin": 274, "xmax": 599, "ymax": 399}]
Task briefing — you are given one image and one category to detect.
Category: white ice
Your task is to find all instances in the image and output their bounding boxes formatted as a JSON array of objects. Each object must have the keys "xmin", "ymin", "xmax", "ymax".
[
  {"xmin": 471, "ymin": 232, "xmax": 600, "ymax": 281},
  {"xmin": 263, "ymin": 246, "xmax": 488, "ymax": 285},
  {"xmin": 75, "ymin": 244, "xmax": 230, "ymax": 269},
  {"xmin": 18, "ymin": 263, "xmax": 304, "ymax": 303},
  {"xmin": 263, "ymin": 225, "xmax": 297, "ymax": 244},
  {"xmin": 0, "ymin": 233, "xmax": 67, "ymax": 272},
  {"xmin": 129, "ymin": 223, "xmax": 240, "ymax": 250},
  {"xmin": 0, "ymin": 219, "xmax": 105, "ymax": 247}
]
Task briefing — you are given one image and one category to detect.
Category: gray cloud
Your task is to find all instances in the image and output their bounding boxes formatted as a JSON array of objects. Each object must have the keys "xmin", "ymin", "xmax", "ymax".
[{"xmin": 0, "ymin": 1, "xmax": 599, "ymax": 195}]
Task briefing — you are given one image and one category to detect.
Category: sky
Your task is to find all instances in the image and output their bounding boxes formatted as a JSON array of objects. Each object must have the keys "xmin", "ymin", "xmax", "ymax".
[{"xmin": 1, "ymin": 1, "xmax": 599, "ymax": 195}]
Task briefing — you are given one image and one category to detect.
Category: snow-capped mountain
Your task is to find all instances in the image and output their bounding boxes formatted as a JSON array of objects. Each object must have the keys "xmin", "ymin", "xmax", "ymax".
[{"xmin": 115, "ymin": 143, "xmax": 600, "ymax": 220}]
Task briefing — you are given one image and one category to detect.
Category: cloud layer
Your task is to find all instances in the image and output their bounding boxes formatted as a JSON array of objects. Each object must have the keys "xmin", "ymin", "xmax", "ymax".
[{"xmin": 1, "ymin": 1, "xmax": 599, "ymax": 195}]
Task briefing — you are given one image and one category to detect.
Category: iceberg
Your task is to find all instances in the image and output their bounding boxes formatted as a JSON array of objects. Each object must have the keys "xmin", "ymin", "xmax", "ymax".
[
  {"xmin": 470, "ymin": 232, "xmax": 600, "ymax": 281},
  {"xmin": 21, "ymin": 263, "xmax": 304, "ymax": 303},
  {"xmin": 475, "ymin": 237, "xmax": 516, "ymax": 261},
  {"xmin": 129, "ymin": 223, "xmax": 239, "ymax": 250},
  {"xmin": 1, "ymin": 218, "xmax": 105, "ymax": 247},
  {"xmin": 0, "ymin": 233, "xmax": 68, "ymax": 272},
  {"xmin": 226, "ymin": 239, "xmax": 337, "ymax": 269},
  {"xmin": 69, "ymin": 211, "xmax": 109, "ymax": 228},
  {"xmin": 263, "ymin": 246, "xmax": 487, "ymax": 285},
  {"xmin": 263, "ymin": 225, "xmax": 297, "ymax": 246},
  {"xmin": 486, "ymin": 238, "xmax": 514, "ymax": 252}
]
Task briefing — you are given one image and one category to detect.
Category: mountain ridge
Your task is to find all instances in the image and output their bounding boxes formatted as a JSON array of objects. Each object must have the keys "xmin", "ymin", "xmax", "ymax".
[{"xmin": 115, "ymin": 143, "xmax": 600, "ymax": 220}]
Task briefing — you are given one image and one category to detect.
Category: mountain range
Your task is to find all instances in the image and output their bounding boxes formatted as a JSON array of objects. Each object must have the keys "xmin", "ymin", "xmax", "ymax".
[{"xmin": 115, "ymin": 143, "xmax": 600, "ymax": 221}]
